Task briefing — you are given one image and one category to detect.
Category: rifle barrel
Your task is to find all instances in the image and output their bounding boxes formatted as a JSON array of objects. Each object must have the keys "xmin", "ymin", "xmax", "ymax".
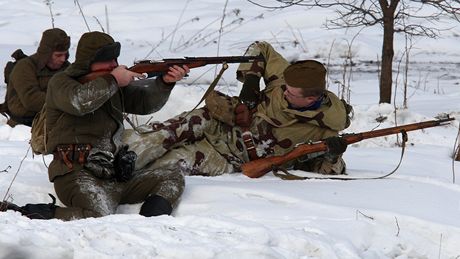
[
  {"xmin": 134, "ymin": 55, "xmax": 262, "ymax": 65},
  {"xmin": 344, "ymin": 117, "xmax": 455, "ymax": 145}
]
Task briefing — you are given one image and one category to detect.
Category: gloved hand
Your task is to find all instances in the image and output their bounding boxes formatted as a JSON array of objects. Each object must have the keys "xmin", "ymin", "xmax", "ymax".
[
  {"xmin": 234, "ymin": 103, "xmax": 252, "ymax": 128},
  {"xmin": 115, "ymin": 145, "xmax": 137, "ymax": 182},
  {"xmin": 324, "ymin": 136, "xmax": 348, "ymax": 156},
  {"xmin": 19, "ymin": 194, "xmax": 58, "ymax": 220},
  {"xmin": 239, "ymin": 74, "xmax": 260, "ymax": 109}
]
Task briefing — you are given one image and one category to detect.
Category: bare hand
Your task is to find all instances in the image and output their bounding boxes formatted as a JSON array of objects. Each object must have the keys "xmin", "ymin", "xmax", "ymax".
[
  {"xmin": 162, "ymin": 65, "xmax": 190, "ymax": 84},
  {"xmin": 110, "ymin": 65, "xmax": 144, "ymax": 87}
]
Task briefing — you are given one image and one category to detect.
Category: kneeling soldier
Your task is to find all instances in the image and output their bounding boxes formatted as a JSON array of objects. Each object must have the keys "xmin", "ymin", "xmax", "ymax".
[{"xmin": 4, "ymin": 31, "xmax": 189, "ymax": 220}]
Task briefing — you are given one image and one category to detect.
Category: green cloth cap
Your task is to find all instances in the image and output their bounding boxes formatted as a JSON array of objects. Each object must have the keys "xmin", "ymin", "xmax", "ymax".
[{"xmin": 283, "ymin": 60, "xmax": 326, "ymax": 94}]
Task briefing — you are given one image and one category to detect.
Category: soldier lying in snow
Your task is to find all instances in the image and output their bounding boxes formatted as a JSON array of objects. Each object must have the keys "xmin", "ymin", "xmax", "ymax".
[{"xmin": 123, "ymin": 41, "xmax": 350, "ymax": 177}]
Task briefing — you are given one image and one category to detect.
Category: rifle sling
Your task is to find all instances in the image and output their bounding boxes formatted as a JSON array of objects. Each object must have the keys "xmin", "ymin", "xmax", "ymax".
[
  {"xmin": 273, "ymin": 130, "xmax": 408, "ymax": 181},
  {"xmin": 179, "ymin": 63, "xmax": 229, "ymax": 122}
]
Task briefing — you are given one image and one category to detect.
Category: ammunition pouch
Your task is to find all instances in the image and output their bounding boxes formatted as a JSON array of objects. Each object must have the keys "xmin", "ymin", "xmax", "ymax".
[
  {"xmin": 204, "ymin": 90, "xmax": 240, "ymax": 126},
  {"xmin": 54, "ymin": 144, "xmax": 92, "ymax": 170}
]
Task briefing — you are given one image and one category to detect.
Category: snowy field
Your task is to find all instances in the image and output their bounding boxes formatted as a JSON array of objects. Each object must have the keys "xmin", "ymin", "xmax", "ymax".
[{"xmin": 1, "ymin": 0, "xmax": 460, "ymax": 258}]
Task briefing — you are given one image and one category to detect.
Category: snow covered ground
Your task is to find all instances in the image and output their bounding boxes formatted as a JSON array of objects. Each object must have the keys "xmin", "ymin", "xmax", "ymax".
[{"xmin": 1, "ymin": 0, "xmax": 460, "ymax": 258}]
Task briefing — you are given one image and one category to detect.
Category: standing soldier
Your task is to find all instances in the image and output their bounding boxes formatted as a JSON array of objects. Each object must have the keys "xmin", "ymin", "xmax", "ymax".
[
  {"xmin": 2, "ymin": 28, "xmax": 70, "ymax": 127},
  {"xmin": 6, "ymin": 31, "xmax": 189, "ymax": 220},
  {"xmin": 122, "ymin": 41, "xmax": 351, "ymax": 177}
]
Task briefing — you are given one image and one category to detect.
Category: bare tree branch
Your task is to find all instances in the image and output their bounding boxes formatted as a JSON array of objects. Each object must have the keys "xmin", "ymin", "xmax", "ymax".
[{"xmin": 247, "ymin": 0, "xmax": 460, "ymax": 103}]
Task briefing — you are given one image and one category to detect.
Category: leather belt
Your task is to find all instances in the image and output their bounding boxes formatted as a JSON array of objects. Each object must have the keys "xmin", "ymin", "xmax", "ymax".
[
  {"xmin": 53, "ymin": 144, "xmax": 92, "ymax": 169},
  {"xmin": 241, "ymin": 131, "xmax": 259, "ymax": 161}
]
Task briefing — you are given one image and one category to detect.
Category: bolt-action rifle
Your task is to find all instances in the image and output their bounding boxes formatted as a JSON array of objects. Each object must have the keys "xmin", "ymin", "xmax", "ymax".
[
  {"xmin": 78, "ymin": 55, "xmax": 262, "ymax": 83},
  {"xmin": 242, "ymin": 117, "xmax": 455, "ymax": 178}
]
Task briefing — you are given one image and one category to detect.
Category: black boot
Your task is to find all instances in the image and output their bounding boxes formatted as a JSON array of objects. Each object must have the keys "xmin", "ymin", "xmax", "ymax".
[
  {"xmin": 21, "ymin": 203, "xmax": 58, "ymax": 219},
  {"xmin": 139, "ymin": 195, "xmax": 172, "ymax": 217},
  {"xmin": 18, "ymin": 194, "xmax": 58, "ymax": 220}
]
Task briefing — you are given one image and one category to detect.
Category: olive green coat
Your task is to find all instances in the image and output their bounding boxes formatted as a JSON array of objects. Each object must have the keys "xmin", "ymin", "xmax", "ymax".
[
  {"xmin": 6, "ymin": 54, "xmax": 69, "ymax": 119},
  {"xmin": 6, "ymin": 28, "xmax": 70, "ymax": 120},
  {"xmin": 45, "ymin": 30, "xmax": 177, "ymax": 182},
  {"xmin": 46, "ymin": 69, "xmax": 174, "ymax": 182}
]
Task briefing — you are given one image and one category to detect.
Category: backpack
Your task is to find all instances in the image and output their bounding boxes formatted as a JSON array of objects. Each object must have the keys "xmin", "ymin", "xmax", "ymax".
[
  {"xmin": 30, "ymin": 104, "xmax": 48, "ymax": 155},
  {"xmin": 1, "ymin": 49, "xmax": 28, "ymax": 117},
  {"xmin": 4, "ymin": 49, "xmax": 28, "ymax": 84}
]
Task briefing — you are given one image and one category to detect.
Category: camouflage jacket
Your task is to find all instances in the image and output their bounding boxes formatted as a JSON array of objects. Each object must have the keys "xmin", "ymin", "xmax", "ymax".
[{"xmin": 210, "ymin": 85, "xmax": 349, "ymax": 165}]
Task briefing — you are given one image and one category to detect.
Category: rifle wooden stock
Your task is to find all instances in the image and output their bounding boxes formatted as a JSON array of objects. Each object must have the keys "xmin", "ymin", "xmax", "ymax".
[
  {"xmin": 242, "ymin": 117, "xmax": 455, "ymax": 178},
  {"xmin": 78, "ymin": 55, "xmax": 262, "ymax": 83}
]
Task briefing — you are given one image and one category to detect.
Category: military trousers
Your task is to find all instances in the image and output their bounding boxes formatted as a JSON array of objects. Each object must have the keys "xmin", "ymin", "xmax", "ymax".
[
  {"xmin": 123, "ymin": 108, "xmax": 239, "ymax": 177},
  {"xmin": 53, "ymin": 164, "xmax": 184, "ymax": 221}
]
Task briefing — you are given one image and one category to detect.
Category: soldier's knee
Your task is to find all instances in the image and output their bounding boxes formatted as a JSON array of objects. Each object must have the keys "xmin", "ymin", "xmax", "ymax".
[
  {"xmin": 167, "ymin": 170, "xmax": 185, "ymax": 197},
  {"xmin": 154, "ymin": 169, "xmax": 185, "ymax": 204},
  {"xmin": 165, "ymin": 169, "xmax": 185, "ymax": 188},
  {"xmin": 153, "ymin": 167, "xmax": 185, "ymax": 182}
]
